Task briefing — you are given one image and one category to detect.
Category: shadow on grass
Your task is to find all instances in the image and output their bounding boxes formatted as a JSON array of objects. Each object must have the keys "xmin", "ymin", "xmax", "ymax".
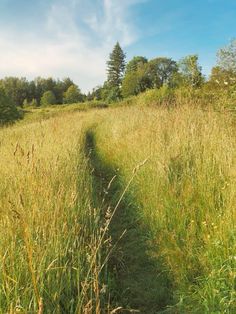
[{"xmin": 85, "ymin": 129, "xmax": 174, "ymax": 314}]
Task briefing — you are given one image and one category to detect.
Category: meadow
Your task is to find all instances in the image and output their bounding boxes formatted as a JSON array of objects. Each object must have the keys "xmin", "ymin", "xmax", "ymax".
[
  {"xmin": 93, "ymin": 104, "xmax": 236, "ymax": 313},
  {"xmin": 0, "ymin": 96, "xmax": 235, "ymax": 313},
  {"xmin": 0, "ymin": 112, "xmax": 111, "ymax": 313}
]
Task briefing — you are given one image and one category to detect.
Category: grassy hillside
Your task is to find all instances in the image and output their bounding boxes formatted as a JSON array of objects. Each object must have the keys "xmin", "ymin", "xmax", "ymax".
[{"xmin": 0, "ymin": 97, "xmax": 235, "ymax": 313}]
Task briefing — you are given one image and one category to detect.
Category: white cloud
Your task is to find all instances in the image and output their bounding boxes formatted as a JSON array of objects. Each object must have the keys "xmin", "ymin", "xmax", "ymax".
[{"xmin": 0, "ymin": 0, "xmax": 146, "ymax": 92}]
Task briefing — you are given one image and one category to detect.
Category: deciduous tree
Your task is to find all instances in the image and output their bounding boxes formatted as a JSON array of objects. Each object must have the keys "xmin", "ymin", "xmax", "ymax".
[
  {"xmin": 178, "ymin": 55, "xmax": 203, "ymax": 87},
  {"xmin": 63, "ymin": 85, "xmax": 83, "ymax": 104}
]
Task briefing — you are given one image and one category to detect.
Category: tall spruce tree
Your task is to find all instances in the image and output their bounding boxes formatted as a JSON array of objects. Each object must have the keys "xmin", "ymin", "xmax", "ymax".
[{"xmin": 107, "ymin": 42, "xmax": 126, "ymax": 88}]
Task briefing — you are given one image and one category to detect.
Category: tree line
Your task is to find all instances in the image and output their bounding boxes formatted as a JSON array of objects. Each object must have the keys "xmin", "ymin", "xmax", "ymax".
[
  {"xmin": 0, "ymin": 76, "xmax": 85, "ymax": 107},
  {"xmin": 89, "ymin": 40, "xmax": 236, "ymax": 103},
  {"xmin": 1, "ymin": 39, "xmax": 236, "ymax": 124}
]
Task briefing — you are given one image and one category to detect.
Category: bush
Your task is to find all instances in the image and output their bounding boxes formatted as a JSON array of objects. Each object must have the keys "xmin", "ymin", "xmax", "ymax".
[
  {"xmin": 40, "ymin": 91, "xmax": 56, "ymax": 107},
  {"xmin": 138, "ymin": 86, "xmax": 175, "ymax": 106},
  {"xmin": 0, "ymin": 87, "xmax": 20, "ymax": 125},
  {"xmin": 63, "ymin": 85, "xmax": 83, "ymax": 104}
]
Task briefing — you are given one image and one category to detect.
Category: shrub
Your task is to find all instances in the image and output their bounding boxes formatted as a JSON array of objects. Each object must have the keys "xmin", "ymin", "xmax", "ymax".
[
  {"xmin": 40, "ymin": 90, "xmax": 56, "ymax": 106},
  {"xmin": 139, "ymin": 86, "xmax": 175, "ymax": 106}
]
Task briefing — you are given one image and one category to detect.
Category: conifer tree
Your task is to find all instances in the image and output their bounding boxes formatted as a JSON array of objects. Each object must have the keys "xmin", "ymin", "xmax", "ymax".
[{"xmin": 107, "ymin": 42, "xmax": 126, "ymax": 88}]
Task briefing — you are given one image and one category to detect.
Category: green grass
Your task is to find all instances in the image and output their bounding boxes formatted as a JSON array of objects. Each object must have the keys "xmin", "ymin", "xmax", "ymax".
[
  {"xmin": 85, "ymin": 129, "xmax": 173, "ymax": 313},
  {"xmin": 0, "ymin": 94, "xmax": 235, "ymax": 313},
  {"xmin": 93, "ymin": 104, "xmax": 236, "ymax": 313},
  {"xmin": 20, "ymin": 100, "xmax": 108, "ymax": 124},
  {"xmin": 0, "ymin": 112, "xmax": 111, "ymax": 313}
]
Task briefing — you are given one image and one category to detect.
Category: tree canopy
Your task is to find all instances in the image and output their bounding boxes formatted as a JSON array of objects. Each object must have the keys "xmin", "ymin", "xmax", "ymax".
[
  {"xmin": 148, "ymin": 57, "xmax": 178, "ymax": 87},
  {"xmin": 125, "ymin": 56, "xmax": 148, "ymax": 74}
]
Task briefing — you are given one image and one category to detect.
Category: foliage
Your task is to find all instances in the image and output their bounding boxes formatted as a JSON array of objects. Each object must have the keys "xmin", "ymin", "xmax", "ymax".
[
  {"xmin": 122, "ymin": 71, "xmax": 140, "ymax": 97},
  {"xmin": 147, "ymin": 57, "xmax": 178, "ymax": 87},
  {"xmin": 34, "ymin": 77, "xmax": 75, "ymax": 105},
  {"xmin": 122, "ymin": 57, "xmax": 178, "ymax": 98},
  {"xmin": 207, "ymin": 66, "xmax": 236, "ymax": 90},
  {"xmin": 138, "ymin": 85, "xmax": 175, "ymax": 106},
  {"xmin": 178, "ymin": 55, "xmax": 204, "ymax": 87},
  {"xmin": 105, "ymin": 86, "xmax": 122, "ymax": 103},
  {"xmin": 107, "ymin": 42, "xmax": 126, "ymax": 88},
  {"xmin": 0, "ymin": 76, "xmax": 78, "ymax": 107},
  {"xmin": 0, "ymin": 87, "xmax": 20, "ymax": 124},
  {"xmin": 122, "ymin": 63, "xmax": 152, "ymax": 97},
  {"xmin": 87, "ymin": 85, "xmax": 103, "ymax": 101},
  {"xmin": 63, "ymin": 84, "xmax": 84, "ymax": 104},
  {"xmin": 125, "ymin": 56, "xmax": 148, "ymax": 74},
  {"xmin": 40, "ymin": 90, "xmax": 57, "ymax": 106},
  {"xmin": 217, "ymin": 38, "xmax": 236, "ymax": 73},
  {"xmin": 0, "ymin": 77, "xmax": 29, "ymax": 106}
]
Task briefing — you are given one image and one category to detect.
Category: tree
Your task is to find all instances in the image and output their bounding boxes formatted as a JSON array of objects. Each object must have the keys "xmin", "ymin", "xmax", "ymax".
[
  {"xmin": 122, "ymin": 63, "xmax": 152, "ymax": 97},
  {"xmin": 122, "ymin": 71, "xmax": 139, "ymax": 97},
  {"xmin": 27, "ymin": 80, "xmax": 37, "ymax": 103},
  {"xmin": 147, "ymin": 57, "xmax": 178, "ymax": 87},
  {"xmin": 40, "ymin": 91, "xmax": 56, "ymax": 106},
  {"xmin": 178, "ymin": 55, "xmax": 203, "ymax": 87},
  {"xmin": 0, "ymin": 77, "xmax": 29, "ymax": 106},
  {"xmin": 35, "ymin": 77, "xmax": 57, "ymax": 104},
  {"xmin": 107, "ymin": 42, "xmax": 126, "ymax": 88},
  {"xmin": 217, "ymin": 39, "xmax": 236, "ymax": 73},
  {"xmin": 125, "ymin": 56, "xmax": 148, "ymax": 74},
  {"xmin": 63, "ymin": 85, "xmax": 83, "ymax": 104},
  {"xmin": 0, "ymin": 87, "xmax": 20, "ymax": 124},
  {"xmin": 54, "ymin": 77, "xmax": 75, "ymax": 104}
]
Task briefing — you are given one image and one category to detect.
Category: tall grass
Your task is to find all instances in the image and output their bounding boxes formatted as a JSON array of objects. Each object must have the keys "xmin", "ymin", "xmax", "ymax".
[
  {"xmin": 1, "ymin": 97, "xmax": 235, "ymax": 313},
  {"xmin": 0, "ymin": 112, "xmax": 110, "ymax": 313},
  {"xmin": 93, "ymin": 105, "xmax": 236, "ymax": 313}
]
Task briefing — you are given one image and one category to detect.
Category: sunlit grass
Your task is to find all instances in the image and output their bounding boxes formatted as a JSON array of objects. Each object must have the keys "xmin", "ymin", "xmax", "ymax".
[
  {"xmin": 0, "ymin": 112, "xmax": 109, "ymax": 313},
  {"xmin": 94, "ymin": 105, "xmax": 236, "ymax": 312},
  {"xmin": 1, "ymin": 99, "xmax": 235, "ymax": 313}
]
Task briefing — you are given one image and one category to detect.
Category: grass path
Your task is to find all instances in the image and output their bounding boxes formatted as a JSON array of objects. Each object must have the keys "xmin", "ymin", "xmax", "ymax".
[{"xmin": 85, "ymin": 128, "xmax": 174, "ymax": 313}]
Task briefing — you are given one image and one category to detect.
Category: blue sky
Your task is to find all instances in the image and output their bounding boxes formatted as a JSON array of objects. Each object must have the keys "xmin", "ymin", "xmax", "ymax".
[{"xmin": 0, "ymin": 0, "xmax": 235, "ymax": 92}]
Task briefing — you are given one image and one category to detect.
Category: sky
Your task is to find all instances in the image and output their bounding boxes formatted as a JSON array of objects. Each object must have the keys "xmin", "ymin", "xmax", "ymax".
[{"xmin": 0, "ymin": 0, "xmax": 236, "ymax": 92}]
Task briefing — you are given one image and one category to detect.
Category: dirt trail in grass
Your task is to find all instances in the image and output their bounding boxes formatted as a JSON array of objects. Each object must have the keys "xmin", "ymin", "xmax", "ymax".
[{"xmin": 85, "ymin": 129, "xmax": 174, "ymax": 313}]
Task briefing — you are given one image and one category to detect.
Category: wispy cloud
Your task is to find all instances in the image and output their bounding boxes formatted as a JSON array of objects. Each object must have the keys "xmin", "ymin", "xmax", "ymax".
[{"xmin": 0, "ymin": 0, "xmax": 146, "ymax": 92}]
